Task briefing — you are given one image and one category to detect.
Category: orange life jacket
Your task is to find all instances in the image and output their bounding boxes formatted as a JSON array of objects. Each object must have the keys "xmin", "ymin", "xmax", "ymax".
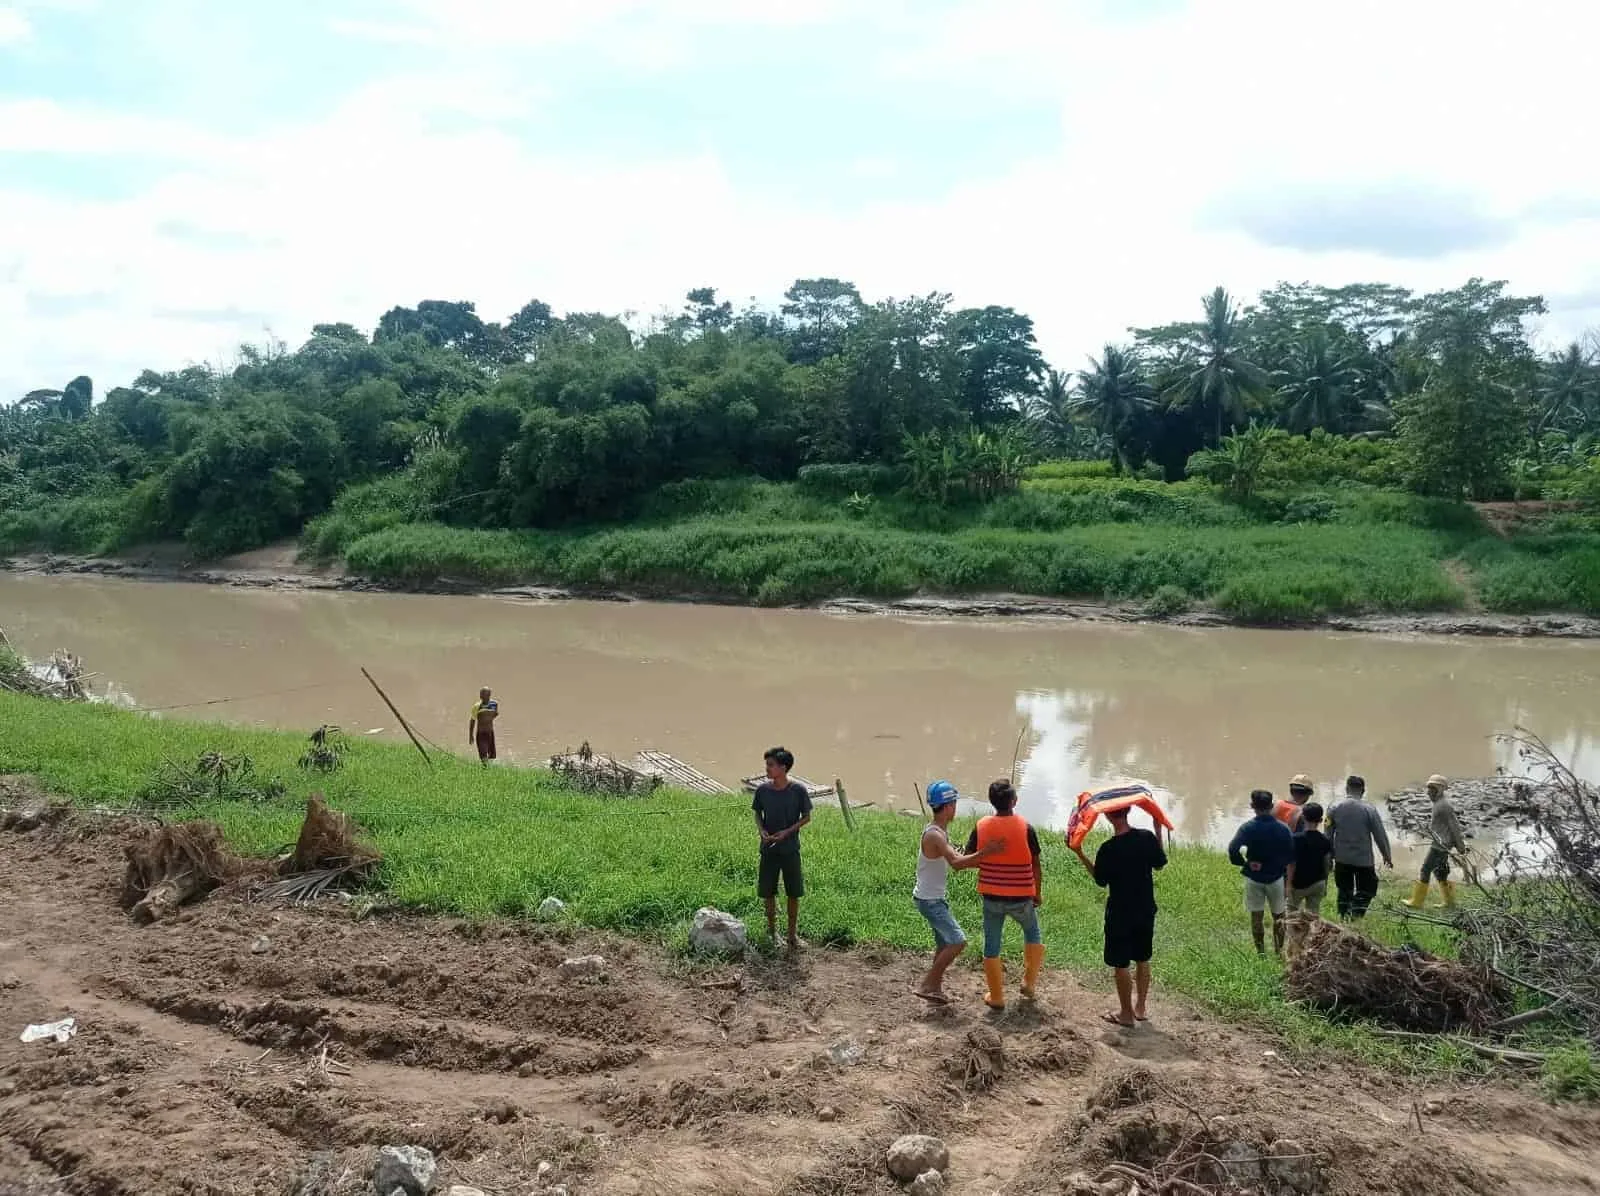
[
  {"xmin": 1274, "ymin": 799, "xmax": 1305, "ymax": 831},
  {"xmin": 975, "ymin": 813, "xmax": 1036, "ymax": 900}
]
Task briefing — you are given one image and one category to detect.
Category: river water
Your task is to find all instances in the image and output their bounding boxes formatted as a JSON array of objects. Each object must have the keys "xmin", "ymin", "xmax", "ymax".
[{"xmin": 4, "ymin": 574, "xmax": 1599, "ymax": 862}]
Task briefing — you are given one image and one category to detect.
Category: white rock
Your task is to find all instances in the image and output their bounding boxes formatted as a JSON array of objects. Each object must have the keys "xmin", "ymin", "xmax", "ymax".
[
  {"xmin": 250, "ymin": 936, "xmax": 271, "ymax": 954},
  {"xmin": 557, "ymin": 955, "xmax": 606, "ymax": 979},
  {"xmin": 536, "ymin": 1161, "xmax": 554, "ymax": 1178},
  {"xmin": 536, "ymin": 897, "xmax": 566, "ymax": 921},
  {"xmin": 886, "ymin": 1135, "xmax": 949, "ymax": 1181},
  {"xmin": 909, "ymin": 1169, "xmax": 947, "ymax": 1196},
  {"xmin": 445, "ymin": 1188, "xmax": 485, "ymax": 1196},
  {"xmin": 689, "ymin": 907, "xmax": 748, "ymax": 955},
  {"xmin": 372, "ymin": 1145, "xmax": 436, "ymax": 1196}
]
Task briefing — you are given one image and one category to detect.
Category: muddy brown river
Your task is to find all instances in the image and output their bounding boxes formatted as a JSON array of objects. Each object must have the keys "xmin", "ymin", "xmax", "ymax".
[{"xmin": 4, "ymin": 574, "xmax": 1599, "ymax": 862}]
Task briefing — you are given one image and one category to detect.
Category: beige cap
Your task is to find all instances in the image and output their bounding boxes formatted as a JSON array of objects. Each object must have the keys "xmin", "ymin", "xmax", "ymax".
[
  {"xmin": 1290, "ymin": 774, "xmax": 1314, "ymax": 791},
  {"xmin": 1427, "ymin": 774, "xmax": 1448, "ymax": 788}
]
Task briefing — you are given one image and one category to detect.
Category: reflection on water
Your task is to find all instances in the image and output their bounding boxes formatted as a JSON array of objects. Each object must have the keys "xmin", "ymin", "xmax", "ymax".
[{"xmin": 3, "ymin": 573, "xmax": 1599, "ymax": 866}]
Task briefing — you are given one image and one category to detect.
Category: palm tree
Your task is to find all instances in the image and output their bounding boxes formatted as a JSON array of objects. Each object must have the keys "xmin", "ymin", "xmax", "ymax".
[
  {"xmin": 1533, "ymin": 342, "xmax": 1598, "ymax": 437},
  {"xmin": 1073, "ymin": 345, "xmax": 1155, "ymax": 474},
  {"xmin": 1026, "ymin": 368, "xmax": 1074, "ymax": 452},
  {"xmin": 1272, "ymin": 327, "xmax": 1359, "ymax": 433},
  {"xmin": 1164, "ymin": 287, "xmax": 1268, "ymax": 445}
]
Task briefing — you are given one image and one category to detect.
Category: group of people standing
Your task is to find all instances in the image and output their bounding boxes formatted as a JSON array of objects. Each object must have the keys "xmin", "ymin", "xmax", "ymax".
[
  {"xmin": 1226, "ymin": 773, "xmax": 1468, "ymax": 954},
  {"xmin": 750, "ymin": 749, "xmax": 1471, "ymax": 1030}
]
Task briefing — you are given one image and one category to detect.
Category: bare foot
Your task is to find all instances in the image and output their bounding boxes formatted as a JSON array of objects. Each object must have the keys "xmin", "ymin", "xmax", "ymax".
[
  {"xmin": 911, "ymin": 988, "xmax": 950, "ymax": 1005},
  {"xmin": 1101, "ymin": 1011, "xmax": 1135, "ymax": 1028}
]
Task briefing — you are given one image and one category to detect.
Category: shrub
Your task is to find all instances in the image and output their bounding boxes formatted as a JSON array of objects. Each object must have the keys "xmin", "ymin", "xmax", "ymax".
[
  {"xmin": 1282, "ymin": 495, "xmax": 1338, "ymax": 525},
  {"xmin": 1027, "ymin": 460, "xmax": 1115, "ymax": 480},
  {"xmin": 1144, "ymin": 585, "xmax": 1191, "ymax": 617},
  {"xmin": 795, "ymin": 463, "xmax": 898, "ymax": 499},
  {"xmin": 1213, "ymin": 569, "xmax": 1356, "ymax": 623}
]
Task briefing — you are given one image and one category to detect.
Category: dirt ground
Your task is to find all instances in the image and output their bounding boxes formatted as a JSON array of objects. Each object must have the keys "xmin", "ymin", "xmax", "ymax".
[{"xmin": 3, "ymin": 817, "xmax": 1600, "ymax": 1196}]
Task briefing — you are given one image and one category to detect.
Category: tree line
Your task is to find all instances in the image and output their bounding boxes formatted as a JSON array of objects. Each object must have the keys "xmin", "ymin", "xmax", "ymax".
[{"xmin": 3, "ymin": 277, "xmax": 1598, "ymax": 557}]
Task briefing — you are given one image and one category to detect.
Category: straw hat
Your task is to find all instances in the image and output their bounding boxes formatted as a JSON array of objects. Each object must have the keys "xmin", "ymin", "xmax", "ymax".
[
  {"xmin": 1427, "ymin": 774, "xmax": 1448, "ymax": 788},
  {"xmin": 1289, "ymin": 773, "xmax": 1314, "ymax": 793}
]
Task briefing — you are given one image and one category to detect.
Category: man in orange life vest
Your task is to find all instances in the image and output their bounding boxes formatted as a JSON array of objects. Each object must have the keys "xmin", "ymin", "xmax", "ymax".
[{"xmin": 963, "ymin": 778, "xmax": 1044, "ymax": 1010}]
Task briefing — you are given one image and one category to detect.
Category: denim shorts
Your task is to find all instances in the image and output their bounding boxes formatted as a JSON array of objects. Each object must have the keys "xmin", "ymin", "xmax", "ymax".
[
  {"xmin": 981, "ymin": 896, "xmax": 1042, "ymax": 957},
  {"xmin": 914, "ymin": 897, "xmax": 967, "ymax": 949}
]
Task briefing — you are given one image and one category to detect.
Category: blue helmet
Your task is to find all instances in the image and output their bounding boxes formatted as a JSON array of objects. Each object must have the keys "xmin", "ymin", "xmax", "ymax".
[{"xmin": 926, "ymin": 780, "xmax": 960, "ymax": 809}]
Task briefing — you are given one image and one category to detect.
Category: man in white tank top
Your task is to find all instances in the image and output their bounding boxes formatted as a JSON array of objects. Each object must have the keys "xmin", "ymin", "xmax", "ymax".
[{"xmin": 913, "ymin": 781, "xmax": 996, "ymax": 1005}]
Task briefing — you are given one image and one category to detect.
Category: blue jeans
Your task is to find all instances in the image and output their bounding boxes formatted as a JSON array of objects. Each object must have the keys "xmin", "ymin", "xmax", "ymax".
[
  {"xmin": 914, "ymin": 897, "xmax": 967, "ymax": 949},
  {"xmin": 981, "ymin": 896, "xmax": 1042, "ymax": 958}
]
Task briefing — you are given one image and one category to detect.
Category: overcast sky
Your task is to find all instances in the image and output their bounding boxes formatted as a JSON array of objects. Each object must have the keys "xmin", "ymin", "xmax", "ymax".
[{"xmin": 3, "ymin": 0, "xmax": 1599, "ymax": 399}]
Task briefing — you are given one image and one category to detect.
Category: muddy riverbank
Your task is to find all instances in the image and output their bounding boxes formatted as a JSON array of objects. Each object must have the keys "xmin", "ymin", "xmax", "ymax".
[{"xmin": 7, "ymin": 550, "xmax": 1600, "ymax": 639}]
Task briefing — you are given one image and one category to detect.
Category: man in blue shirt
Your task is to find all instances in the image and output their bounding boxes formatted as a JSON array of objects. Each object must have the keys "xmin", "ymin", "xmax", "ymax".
[{"xmin": 1227, "ymin": 789, "xmax": 1296, "ymax": 956}]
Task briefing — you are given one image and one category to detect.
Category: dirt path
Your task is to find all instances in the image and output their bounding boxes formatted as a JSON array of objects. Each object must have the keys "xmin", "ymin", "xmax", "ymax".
[{"xmin": 3, "ymin": 819, "xmax": 1600, "ymax": 1196}]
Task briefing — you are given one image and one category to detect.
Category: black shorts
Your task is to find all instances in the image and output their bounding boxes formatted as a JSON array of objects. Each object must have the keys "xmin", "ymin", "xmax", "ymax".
[
  {"xmin": 476, "ymin": 729, "xmax": 496, "ymax": 760},
  {"xmin": 1104, "ymin": 909, "xmax": 1155, "ymax": 969},
  {"xmin": 758, "ymin": 850, "xmax": 804, "ymax": 899}
]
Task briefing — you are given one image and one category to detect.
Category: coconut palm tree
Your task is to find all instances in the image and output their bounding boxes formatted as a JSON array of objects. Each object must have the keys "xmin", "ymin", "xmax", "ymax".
[
  {"xmin": 1533, "ymin": 342, "xmax": 1598, "ymax": 437},
  {"xmin": 1072, "ymin": 344, "xmax": 1155, "ymax": 474},
  {"xmin": 1164, "ymin": 287, "xmax": 1268, "ymax": 445},
  {"xmin": 1026, "ymin": 367, "xmax": 1075, "ymax": 453},
  {"xmin": 1273, "ymin": 327, "xmax": 1359, "ymax": 433}
]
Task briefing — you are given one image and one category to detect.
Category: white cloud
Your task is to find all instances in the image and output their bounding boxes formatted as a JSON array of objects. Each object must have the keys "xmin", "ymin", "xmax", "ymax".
[
  {"xmin": 5, "ymin": 0, "xmax": 1600, "ymax": 397},
  {"xmin": 0, "ymin": 5, "xmax": 32, "ymax": 44}
]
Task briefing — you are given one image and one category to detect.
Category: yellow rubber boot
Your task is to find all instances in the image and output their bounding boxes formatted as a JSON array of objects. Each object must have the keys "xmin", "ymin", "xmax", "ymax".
[
  {"xmin": 1021, "ymin": 943, "xmax": 1045, "ymax": 1000},
  {"xmin": 1439, "ymin": 881, "xmax": 1457, "ymax": 909},
  {"xmin": 983, "ymin": 957, "xmax": 1006, "ymax": 1010},
  {"xmin": 1402, "ymin": 881, "xmax": 1430, "ymax": 909}
]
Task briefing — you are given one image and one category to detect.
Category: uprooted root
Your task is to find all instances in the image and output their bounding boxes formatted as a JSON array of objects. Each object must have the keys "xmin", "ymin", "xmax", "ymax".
[
  {"xmin": 948, "ymin": 1026, "xmax": 1006, "ymax": 1091},
  {"xmin": 121, "ymin": 822, "xmax": 240, "ymax": 924},
  {"xmin": 1285, "ymin": 914, "xmax": 1507, "ymax": 1033},
  {"xmin": 255, "ymin": 793, "xmax": 381, "ymax": 903}
]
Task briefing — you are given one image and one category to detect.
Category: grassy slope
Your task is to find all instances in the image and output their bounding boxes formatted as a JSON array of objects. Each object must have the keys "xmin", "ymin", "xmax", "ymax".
[{"xmin": 2, "ymin": 692, "xmax": 1482, "ymax": 1072}]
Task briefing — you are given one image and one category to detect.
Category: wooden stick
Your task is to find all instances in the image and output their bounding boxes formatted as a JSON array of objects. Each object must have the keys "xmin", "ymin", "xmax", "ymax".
[
  {"xmin": 1010, "ymin": 724, "xmax": 1027, "ymax": 785},
  {"xmin": 360, "ymin": 667, "xmax": 431, "ymax": 766},
  {"xmin": 913, "ymin": 781, "xmax": 929, "ymax": 820},
  {"xmin": 1488, "ymin": 1004, "xmax": 1563, "ymax": 1032},
  {"xmin": 1375, "ymin": 1029, "xmax": 1547, "ymax": 1064}
]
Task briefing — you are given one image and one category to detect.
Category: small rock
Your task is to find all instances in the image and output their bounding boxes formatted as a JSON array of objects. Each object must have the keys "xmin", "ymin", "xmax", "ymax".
[
  {"xmin": 250, "ymin": 936, "xmax": 271, "ymax": 955},
  {"xmin": 827, "ymin": 1040, "xmax": 864, "ymax": 1066},
  {"xmin": 766, "ymin": 1066, "xmax": 782, "ymax": 1079},
  {"xmin": 581, "ymin": 1123, "xmax": 596, "ymax": 1134},
  {"xmin": 909, "ymin": 1169, "xmax": 946, "ymax": 1196},
  {"xmin": 817, "ymin": 1106, "xmax": 837, "ymax": 1122},
  {"xmin": 549, "ymin": 1187, "xmax": 570, "ymax": 1196},
  {"xmin": 536, "ymin": 896, "xmax": 566, "ymax": 921},
  {"xmin": 886, "ymin": 1134, "xmax": 949, "ymax": 1181},
  {"xmin": 689, "ymin": 907, "xmax": 748, "ymax": 955},
  {"xmin": 883, "ymin": 1054, "xmax": 901, "ymax": 1068},
  {"xmin": 1422, "ymin": 1099, "xmax": 1445, "ymax": 1116},
  {"xmin": 445, "ymin": 1188, "xmax": 485, "ymax": 1196},
  {"xmin": 1025, "ymin": 1095, "xmax": 1044, "ymax": 1107},
  {"xmin": 517, "ymin": 1061, "xmax": 535, "ymax": 1078},
  {"xmin": 1266, "ymin": 1138, "xmax": 1317, "ymax": 1195},
  {"xmin": 0, "ymin": 1077, "xmax": 17, "ymax": 1097},
  {"xmin": 558, "ymin": 955, "xmax": 606, "ymax": 980},
  {"xmin": 372, "ymin": 1145, "xmax": 437, "ymax": 1196},
  {"xmin": 536, "ymin": 1161, "xmax": 553, "ymax": 1179}
]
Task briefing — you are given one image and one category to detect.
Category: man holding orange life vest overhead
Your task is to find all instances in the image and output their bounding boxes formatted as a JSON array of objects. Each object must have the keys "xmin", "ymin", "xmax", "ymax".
[{"xmin": 963, "ymin": 779, "xmax": 1044, "ymax": 1011}]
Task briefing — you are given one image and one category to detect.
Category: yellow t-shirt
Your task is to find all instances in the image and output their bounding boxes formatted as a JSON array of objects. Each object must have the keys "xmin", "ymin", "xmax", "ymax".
[{"xmin": 469, "ymin": 699, "xmax": 499, "ymax": 727}]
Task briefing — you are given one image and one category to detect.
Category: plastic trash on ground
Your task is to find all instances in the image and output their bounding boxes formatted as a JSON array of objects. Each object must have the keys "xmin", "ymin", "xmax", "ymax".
[{"xmin": 20, "ymin": 1017, "xmax": 77, "ymax": 1044}]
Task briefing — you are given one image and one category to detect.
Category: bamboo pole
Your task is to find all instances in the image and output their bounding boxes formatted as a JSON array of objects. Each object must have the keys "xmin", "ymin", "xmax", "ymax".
[
  {"xmin": 913, "ymin": 781, "xmax": 929, "ymax": 821},
  {"xmin": 834, "ymin": 777, "xmax": 857, "ymax": 833},
  {"xmin": 360, "ymin": 667, "xmax": 432, "ymax": 766}
]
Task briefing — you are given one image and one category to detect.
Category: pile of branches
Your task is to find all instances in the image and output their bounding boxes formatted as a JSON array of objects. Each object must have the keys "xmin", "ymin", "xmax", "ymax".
[
  {"xmin": 138, "ymin": 750, "xmax": 287, "ymax": 810},
  {"xmin": 0, "ymin": 628, "xmax": 88, "ymax": 700},
  {"xmin": 1442, "ymin": 730, "xmax": 1600, "ymax": 1047},
  {"xmin": 1285, "ymin": 914, "xmax": 1507, "ymax": 1032},
  {"xmin": 549, "ymin": 741, "xmax": 662, "ymax": 797}
]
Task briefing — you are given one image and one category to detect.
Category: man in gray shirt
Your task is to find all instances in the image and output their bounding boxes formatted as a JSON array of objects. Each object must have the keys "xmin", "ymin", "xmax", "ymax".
[
  {"xmin": 1404, "ymin": 774, "xmax": 1467, "ymax": 910},
  {"xmin": 1325, "ymin": 775, "xmax": 1392, "ymax": 920}
]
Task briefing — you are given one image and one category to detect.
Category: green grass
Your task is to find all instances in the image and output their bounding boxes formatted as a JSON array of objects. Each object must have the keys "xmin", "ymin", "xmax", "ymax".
[
  {"xmin": 340, "ymin": 517, "xmax": 1464, "ymax": 620},
  {"xmin": 0, "ymin": 692, "xmax": 1480, "ymax": 1073},
  {"xmin": 1463, "ymin": 532, "xmax": 1600, "ymax": 615}
]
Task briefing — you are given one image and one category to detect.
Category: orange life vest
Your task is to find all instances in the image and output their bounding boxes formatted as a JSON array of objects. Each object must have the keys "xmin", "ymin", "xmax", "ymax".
[
  {"xmin": 1274, "ymin": 799, "xmax": 1304, "ymax": 831},
  {"xmin": 975, "ymin": 813, "xmax": 1036, "ymax": 899}
]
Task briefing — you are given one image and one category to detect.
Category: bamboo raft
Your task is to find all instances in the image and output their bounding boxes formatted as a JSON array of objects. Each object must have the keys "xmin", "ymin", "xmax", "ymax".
[
  {"xmin": 633, "ymin": 750, "xmax": 733, "ymax": 795},
  {"xmin": 741, "ymin": 773, "xmax": 836, "ymax": 800}
]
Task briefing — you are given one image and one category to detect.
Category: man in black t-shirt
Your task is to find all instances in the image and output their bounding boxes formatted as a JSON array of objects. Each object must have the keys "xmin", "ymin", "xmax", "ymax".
[
  {"xmin": 752, "ymin": 745, "xmax": 812, "ymax": 950},
  {"xmin": 1071, "ymin": 806, "xmax": 1167, "ymax": 1029},
  {"xmin": 1286, "ymin": 801, "xmax": 1334, "ymax": 917}
]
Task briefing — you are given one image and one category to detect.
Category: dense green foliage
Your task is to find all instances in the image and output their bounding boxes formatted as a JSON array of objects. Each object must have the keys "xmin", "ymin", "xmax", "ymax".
[
  {"xmin": 0, "ymin": 691, "xmax": 1476, "ymax": 1068},
  {"xmin": 4, "ymin": 276, "xmax": 1600, "ymax": 617}
]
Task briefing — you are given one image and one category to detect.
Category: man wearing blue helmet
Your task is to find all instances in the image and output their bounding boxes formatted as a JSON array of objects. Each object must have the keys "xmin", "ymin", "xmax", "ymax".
[{"xmin": 912, "ymin": 780, "xmax": 994, "ymax": 1005}]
